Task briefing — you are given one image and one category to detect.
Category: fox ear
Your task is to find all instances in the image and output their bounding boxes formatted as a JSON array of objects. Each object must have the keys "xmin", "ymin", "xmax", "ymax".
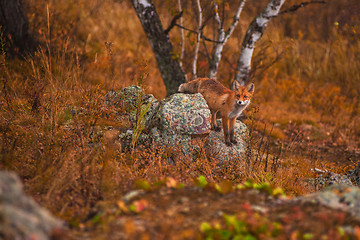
[
  {"xmin": 231, "ymin": 80, "xmax": 240, "ymax": 91},
  {"xmin": 247, "ymin": 83, "xmax": 255, "ymax": 93}
]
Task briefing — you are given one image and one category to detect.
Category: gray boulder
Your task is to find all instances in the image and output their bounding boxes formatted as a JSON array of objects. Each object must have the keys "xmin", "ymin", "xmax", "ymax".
[
  {"xmin": 150, "ymin": 93, "xmax": 210, "ymax": 161},
  {"xmin": 105, "ymin": 86, "xmax": 159, "ymax": 129},
  {"xmin": 312, "ymin": 163, "xmax": 360, "ymax": 190},
  {"xmin": 0, "ymin": 171, "xmax": 63, "ymax": 240},
  {"xmin": 296, "ymin": 184, "xmax": 360, "ymax": 219},
  {"xmin": 108, "ymin": 86, "xmax": 249, "ymax": 163},
  {"xmin": 153, "ymin": 93, "xmax": 211, "ymax": 135},
  {"xmin": 150, "ymin": 92, "xmax": 248, "ymax": 163},
  {"xmin": 205, "ymin": 119, "xmax": 248, "ymax": 163}
]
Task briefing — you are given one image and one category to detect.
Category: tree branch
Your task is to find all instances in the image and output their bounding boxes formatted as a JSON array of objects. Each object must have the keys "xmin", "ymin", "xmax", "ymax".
[
  {"xmin": 209, "ymin": 0, "xmax": 246, "ymax": 78},
  {"xmin": 164, "ymin": 10, "xmax": 183, "ymax": 34},
  {"xmin": 173, "ymin": 24, "xmax": 224, "ymax": 43},
  {"xmin": 279, "ymin": 0, "xmax": 327, "ymax": 15}
]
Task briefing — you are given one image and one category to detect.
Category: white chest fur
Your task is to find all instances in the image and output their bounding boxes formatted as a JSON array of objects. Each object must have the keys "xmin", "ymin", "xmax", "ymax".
[{"xmin": 228, "ymin": 100, "xmax": 250, "ymax": 119}]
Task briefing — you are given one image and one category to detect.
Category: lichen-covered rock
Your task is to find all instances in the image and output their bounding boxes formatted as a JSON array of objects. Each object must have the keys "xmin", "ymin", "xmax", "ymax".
[
  {"xmin": 119, "ymin": 129, "xmax": 151, "ymax": 150},
  {"xmin": 347, "ymin": 163, "xmax": 360, "ymax": 186},
  {"xmin": 153, "ymin": 93, "xmax": 211, "ymax": 135},
  {"xmin": 105, "ymin": 86, "xmax": 159, "ymax": 129},
  {"xmin": 313, "ymin": 173, "xmax": 354, "ymax": 190},
  {"xmin": 296, "ymin": 184, "xmax": 360, "ymax": 219},
  {"xmin": 0, "ymin": 171, "xmax": 63, "ymax": 240},
  {"xmin": 106, "ymin": 88, "xmax": 248, "ymax": 164},
  {"xmin": 205, "ymin": 119, "xmax": 248, "ymax": 163},
  {"xmin": 150, "ymin": 127, "xmax": 193, "ymax": 161}
]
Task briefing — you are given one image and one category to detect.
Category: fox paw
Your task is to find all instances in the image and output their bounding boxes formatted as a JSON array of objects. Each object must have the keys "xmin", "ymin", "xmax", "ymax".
[
  {"xmin": 213, "ymin": 126, "xmax": 221, "ymax": 132},
  {"xmin": 231, "ymin": 139, "xmax": 238, "ymax": 144},
  {"xmin": 225, "ymin": 141, "xmax": 233, "ymax": 146}
]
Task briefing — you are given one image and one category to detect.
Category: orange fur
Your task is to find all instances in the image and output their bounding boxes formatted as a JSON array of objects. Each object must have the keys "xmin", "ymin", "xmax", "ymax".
[{"xmin": 179, "ymin": 78, "xmax": 254, "ymax": 146}]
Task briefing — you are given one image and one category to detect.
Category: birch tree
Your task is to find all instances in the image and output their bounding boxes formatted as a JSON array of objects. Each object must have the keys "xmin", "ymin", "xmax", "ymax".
[
  {"xmin": 209, "ymin": 0, "xmax": 246, "ymax": 78},
  {"xmin": 130, "ymin": 0, "xmax": 186, "ymax": 95},
  {"xmin": 130, "ymin": 0, "xmax": 323, "ymax": 93},
  {"xmin": 0, "ymin": 0, "xmax": 35, "ymax": 55},
  {"xmin": 234, "ymin": 0, "xmax": 286, "ymax": 86},
  {"xmin": 192, "ymin": 0, "xmax": 202, "ymax": 79}
]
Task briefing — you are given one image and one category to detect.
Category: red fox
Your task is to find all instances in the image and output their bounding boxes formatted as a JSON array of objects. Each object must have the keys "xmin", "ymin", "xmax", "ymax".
[{"xmin": 178, "ymin": 78, "xmax": 254, "ymax": 146}]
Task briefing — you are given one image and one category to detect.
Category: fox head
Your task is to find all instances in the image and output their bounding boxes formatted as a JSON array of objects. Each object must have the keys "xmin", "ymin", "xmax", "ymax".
[{"xmin": 231, "ymin": 81, "xmax": 255, "ymax": 106}]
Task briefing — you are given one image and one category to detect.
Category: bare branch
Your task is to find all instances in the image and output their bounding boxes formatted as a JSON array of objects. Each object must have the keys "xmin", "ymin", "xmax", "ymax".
[
  {"xmin": 201, "ymin": 35, "xmax": 212, "ymax": 64},
  {"xmin": 209, "ymin": 0, "xmax": 246, "ymax": 78},
  {"xmin": 279, "ymin": 0, "xmax": 327, "ymax": 15},
  {"xmin": 164, "ymin": 11, "xmax": 183, "ymax": 34}
]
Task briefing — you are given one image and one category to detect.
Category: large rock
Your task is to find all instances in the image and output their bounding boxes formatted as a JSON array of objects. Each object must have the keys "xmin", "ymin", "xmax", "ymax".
[
  {"xmin": 107, "ymin": 86, "xmax": 248, "ymax": 164},
  {"xmin": 149, "ymin": 93, "xmax": 210, "ymax": 161},
  {"xmin": 105, "ymin": 86, "xmax": 159, "ymax": 129},
  {"xmin": 0, "ymin": 171, "xmax": 63, "ymax": 240},
  {"xmin": 205, "ymin": 119, "xmax": 248, "ymax": 163},
  {"xmin": 312, "ymin": 163, "xmax": 360, "ymax": 190},
  {"xmin": 295, "ymin": 184, "xmax": 360, "ymax": 219},
  {"xmin": 153, "ymin": 93, "xmax": 211, "ymax": 135}
]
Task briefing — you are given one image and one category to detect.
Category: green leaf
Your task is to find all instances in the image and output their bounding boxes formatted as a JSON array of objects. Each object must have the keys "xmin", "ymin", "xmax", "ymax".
[
  {"xmin": 224, "ymin": 214, "xmax": 237, "ymax": 227},
  {"xmin": 244, "ymin": 180, "xmax": 254, "ymax": 188},
  {"xmin": 236, "ymin": 184, "xmax": 245, "ymax": 190},
  {"xmin": 273, "ymin": 187, "xmax": 286, "ymax": 197},
  {"xmin": 91, "ymin": 213, "xmax": 102, "ymax": 224},
  {"xmin": 258, "ymin": 182, "xmax": 272, "ymax": 194},
  {"xmin": 244, "ymin": 235, "xmax": 257, "ymax": 240},
  {"xmin": 200, "ymin": 222, "xmax": 212, "ymax": 233},
  {"xmin": 219, "ymin": 230, "xmax": 232, "ymax": 239},
  {"xmin": 338, "ymin": 227, "xmax": 345, "ymax": 236},
  {"xmin": 134, "ymin": 179, "xmax": 151, "ymax": 191},
  {"xmin": 303, "ymin": 233, "xmax": 314, "ymax": 240},
  {"xmin": 128, "ymin": 204, "xmax": 137, "ymax": 212},
  {"xmin": 195, "ymin": 175, "xmax": 208, "ymax": 188},
  {"xmin": 271, "ymin": 222, "xmax": 282, "ymax": 237}
]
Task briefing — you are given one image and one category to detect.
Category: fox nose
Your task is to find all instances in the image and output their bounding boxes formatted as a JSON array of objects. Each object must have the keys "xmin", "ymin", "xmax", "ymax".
[{"xmin": 238, "ymin": 100, "xmax": 244, "ymax": 105}]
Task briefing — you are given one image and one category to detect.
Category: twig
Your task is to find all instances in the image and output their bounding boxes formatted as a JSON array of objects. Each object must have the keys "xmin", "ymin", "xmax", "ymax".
[
  {"xmin": 279, "ymin": 0, "xmax": 327, "ymax": 15},
  {"xmin": 164, "ymin": 11, "xmax": 184, "ymax": 34},
  {"xmin": 174, "ymin": 24, "xmax": 224, "ymax": 43}
]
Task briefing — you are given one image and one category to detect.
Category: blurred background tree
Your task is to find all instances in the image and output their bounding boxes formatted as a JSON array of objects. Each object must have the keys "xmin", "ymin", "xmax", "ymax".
[{"xmin": 0, "ymin": 0, "xmax": 36, "ymax": 55}]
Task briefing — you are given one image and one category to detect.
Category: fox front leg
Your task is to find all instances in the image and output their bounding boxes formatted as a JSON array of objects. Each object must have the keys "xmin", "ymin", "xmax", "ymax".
[
  {"xmin": 222, "ymin": 117, "xmax": 232, "ymax": 146},
  {"xmin": 229, "ymin": 118, "xmax": 237, "ymax": 144},
  {"xmin": 211, "ymin": 110, "xmax": 221, "ymax": 132}
]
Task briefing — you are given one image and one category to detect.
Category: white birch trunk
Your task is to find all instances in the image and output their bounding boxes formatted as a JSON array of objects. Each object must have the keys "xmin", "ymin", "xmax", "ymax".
[
  {"xmin": 178, "ymin": 0, "xmax": 185, "ymax": 70},
  {"xmin": 235, "ymin": 0, "xmax": 286, "ymax": 86},
  {"xmin": 209, "ymin": 0, "xmax": 246, "ymax": 79},
  {"xmin": 192, "ymin": 0, "xmax": 202, "ymax": 79}
]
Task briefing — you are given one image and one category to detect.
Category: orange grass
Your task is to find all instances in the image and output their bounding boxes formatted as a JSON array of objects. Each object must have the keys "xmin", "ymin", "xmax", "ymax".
[{"xmin": 0, "ymin": 0, "xmax": 359, "ymax": 221}]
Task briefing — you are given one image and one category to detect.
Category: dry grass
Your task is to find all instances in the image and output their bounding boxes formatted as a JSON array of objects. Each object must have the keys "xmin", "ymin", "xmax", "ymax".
[{"xmin": 0, "ymin": 0, "xmax": 359, "ymax": 222}]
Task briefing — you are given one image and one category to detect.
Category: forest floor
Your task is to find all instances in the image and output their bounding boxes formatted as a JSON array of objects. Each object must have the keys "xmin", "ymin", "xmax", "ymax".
[{"xmin": 64, "ymin": 121, "xmax": 360, "ymax": 240}]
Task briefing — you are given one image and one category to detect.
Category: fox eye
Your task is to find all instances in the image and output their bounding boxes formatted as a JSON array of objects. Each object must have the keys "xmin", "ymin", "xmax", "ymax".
[
  {"xmin": 236, "ymin": 94, "xmax": 240, "ymax": 98},
  {"xmin": 244, "ymin": 95, "xmax": 248, "ymax": 99}
]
